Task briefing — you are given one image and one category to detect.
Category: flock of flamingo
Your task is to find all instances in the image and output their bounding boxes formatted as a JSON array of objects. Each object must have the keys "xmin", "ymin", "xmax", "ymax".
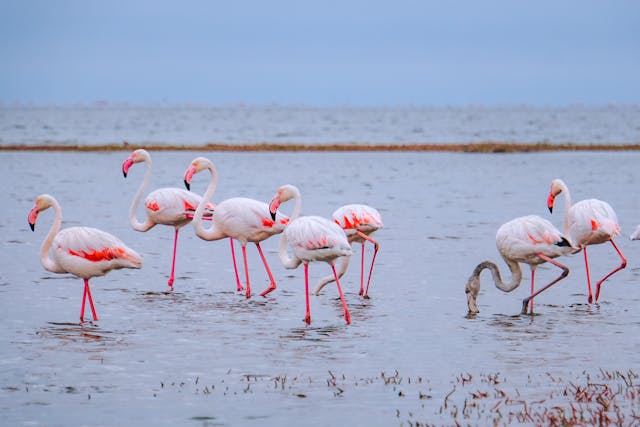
[
  {"xmin": 27, "ymin": 149, "xmax": 383, "ymax": 325},
  {"xmin": 466, "ymin": 178, "xmax": 636, "ymax": 316},
  {"xmin": 27, "ymin": 148, "xmax": 640, "ymax": 324}
]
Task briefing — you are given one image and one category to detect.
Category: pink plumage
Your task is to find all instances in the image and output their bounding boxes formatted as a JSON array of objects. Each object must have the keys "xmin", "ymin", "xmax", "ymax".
[{"xmin": 28, "ymin": 194, "xmax": 142, "ymax": 322}]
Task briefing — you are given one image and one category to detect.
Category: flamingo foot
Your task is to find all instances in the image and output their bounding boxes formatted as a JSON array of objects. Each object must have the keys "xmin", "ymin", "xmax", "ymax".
[
  {"xmin": 344, "ymin": 311, "xmax": 351, "ymax": 325},
  {"xmin": 167, "ymin": 278, "xmax": 174, "ymax": 288},
  {"xmin": 588, "ymin": 294, "xmax": 594, "ymax": 304},
  {"xmin": 303, "ymin": 314, "xmax": 311, "ymax": 324},
  {"xmin": 245, "ymin": 289, "xmax": 251, "ymax": 299},
  {"xmin": 358, "ymin": 289, "xmax": 364, "ymax": 296},
  {"xmin": 521, "ymin": 299, "xmax": 530, "ymax": 315},
  {"xmin": 259, "ymin": 284, "xmax": 276, "ymax": 297},
  {"xmin": 363, "ymin": 294, "xmax": 371, "ymax": 300}
]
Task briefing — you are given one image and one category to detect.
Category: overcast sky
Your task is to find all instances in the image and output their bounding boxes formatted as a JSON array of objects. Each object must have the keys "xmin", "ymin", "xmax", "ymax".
[{"xmin": 1, "ymin": 1, "xmax": 639, "ymax": 106}]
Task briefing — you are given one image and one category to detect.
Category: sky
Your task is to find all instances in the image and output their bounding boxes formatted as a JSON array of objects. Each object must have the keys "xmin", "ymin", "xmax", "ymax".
[{"xmin": 1, "ymin": 1, "xmax": 639, "ymax": 106}]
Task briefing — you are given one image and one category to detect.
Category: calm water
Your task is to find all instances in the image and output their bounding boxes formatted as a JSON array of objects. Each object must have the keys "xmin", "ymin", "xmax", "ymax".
[
  {"xmin": 1, "ymin": 104, "xmax": 639, "ymax": 145},
  {"xmin": 2, "ymin": 150, "xmax": 640, "ymax": 426}
]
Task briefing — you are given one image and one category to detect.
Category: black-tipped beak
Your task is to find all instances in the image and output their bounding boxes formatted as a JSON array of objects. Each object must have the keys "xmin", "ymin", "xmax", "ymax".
[
  {"xmin": 184, "ymin": 180, "xmax": 190, "ymax": 191},
  {"xmin": 29, "ymin": 222, "xmax": 35, "ymax": 231},
  {"xmin": 122, "ymin": 169, "xmax": 128, "ymax": 178},
  {"xmin": 270, "ymin": 211, "xmax": 276, "ymax": 221},
  {"xmin": 548, "ymin": 206, "xmax": 553, "ymax": 214}
]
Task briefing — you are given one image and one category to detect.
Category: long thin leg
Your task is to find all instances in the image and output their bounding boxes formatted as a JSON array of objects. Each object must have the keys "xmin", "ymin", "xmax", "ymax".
[
  {"xmin": 168, "ymin": 228, "xmax": 179, "ymax": 289},
  {"xmin": 529, "ymin": 268, "xmax": 535, "ymax": 314},
  {"xmin": 229, "ymin": 238, "xmax": 243, "ymax": 291},
  {"xmin": 303, "ymin": 263, "xmax": 311, "ymax": 324},
  {"xmin": 359, "ymin": 243, "xmax": 365, "ymax": 295},
  {"xmin": 583, "ymin": 246, "xmax": 594, "ymax": 303},
  {"xmin": 595, "ymin": 239, "xmax": 627, "ymax": 302},
  {"xmin": 256, "ymin": 243, "xmax": 277, "ymax": 297},
  {"xmin": 242, "ymin": 245, "xmax": 251, "ymax": 298},
  {"xmin": 521, "ymin": 254, "xmax": 569, "ymax": 315},
  {"xmin": 332, "ymin": 264, "xmax": 351, "ymax": 325},
  {"xmin": 80, "ymin": 280, "xmax": 88, "ymax": 322},
  {"xmin": 356, "ymin": 230, "xmax": 380, "ymax": 298},
  {"xmin": 84, "ymin": 278, "xmax": 98, "ymax": 321}
]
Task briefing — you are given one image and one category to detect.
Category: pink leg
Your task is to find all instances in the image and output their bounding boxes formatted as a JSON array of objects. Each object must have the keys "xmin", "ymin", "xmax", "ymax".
[
  {"xmin": 331, "ymin": 264, "xmax": 351, "ymax": 325},
  {"xmin": 229, "ymin": 238, "xmax": 243, "ymax": 291},
  {"xmin": 359, "ymin": 243, "xmax": 365, "ymax": 296},
  {"xmin": 80, "ymin": 280, "xmax": 88, "ymax": 322},
  {"xmin": 583, "ymin": 246, "xmax": 594, "ymax": 303},
  {"xmin": 595, "ymin": 239, "xmax": 627, "ymax": 302},
  {"xmin": 356, "ymin": 231, "xmax": 380, "ymax": 298},
  {"xmin": 303, "ymin": 263, "xmax": 311, "ymax": 324},
  {"xmin": 529, "ymin": 268, "xmax": 535, "ymax": 314},
  {"xmin": 84, "ymin": 278, "xmax": 98, "ymax": 321},
  {"xmin": 521, "ymin": 254, "xmax": 569, "ymax": 315},
  {"xmin": 168, "ymin": 228, "xmax": 179, "ymax": 289},
  {"xmin": 242, "ymin": 245, "xmax": 251, "ymax": 298},
  {"xmin": 256, "ymin": 243, "xmax": 277, "ymax": 297}
]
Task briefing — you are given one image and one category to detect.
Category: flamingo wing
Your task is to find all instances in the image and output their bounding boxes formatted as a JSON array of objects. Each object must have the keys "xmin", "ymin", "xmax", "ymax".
[
  {"xmin": 333, "ymin": 204, "xmax": 383, "ymax": 234},
  {"xmin": 285, "ymin": 216, "xmax": 352, "ymax": 262},
  {"xmin": 569, "ymin": 199, "xmax": 620, "ymax": 245},
  {"xmin": 215, "ymin": 198, "xmax": 290, "ymax": 242},
  {"xmin": 53, "ymin": 226, "xmax": 142, "ymax": 278},
  {"xmin": 497, "ymin": 215, "xmax": 574, "ymax": 264},
  {"xmin": 144, "ymin": 188, "xmax": 214, "ymax": 225}
]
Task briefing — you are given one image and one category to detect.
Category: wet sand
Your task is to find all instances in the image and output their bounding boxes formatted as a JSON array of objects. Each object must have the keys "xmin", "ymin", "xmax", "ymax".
[{"xmin": 2, "ymin": 150, "xmax": 640, "ymax": 425}]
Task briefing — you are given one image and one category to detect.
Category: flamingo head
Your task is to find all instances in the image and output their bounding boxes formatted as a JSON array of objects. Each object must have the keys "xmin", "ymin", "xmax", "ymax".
[
  {"xmin": 269, "ymin": 184, "xmax": 299, "ymax": 221},
  {"xmin": 183, "ymin": 157, "xmax": 211, "ymax": 191},
  {"xmin": 122, "ymin": 149, "xmax": 149, "ymax": 178},
  {"xmin": 28, "ymin": 194, "xmax": 55, "ymax": 231},
  {"xmin": 465, "ymin": 273, "xmax": 481, "ymax": 315},
  {"xmin": 547, "ymin": 178, "xmax": 566, "ymax": 213}
]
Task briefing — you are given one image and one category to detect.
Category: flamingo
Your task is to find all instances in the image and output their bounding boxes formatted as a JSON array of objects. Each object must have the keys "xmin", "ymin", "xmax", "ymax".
[
  {"xmin": 28, "ymin": 194, "xmax": 143, "ymax": 322},
  {"xmin": 314, "ymin": 204, "xmax": 383, "ymax": 298},
  {"xmin": 183, "ymin": 157, "xmax": 290, "ymax": 298},
  {"xmin": 465, "ymin": 215, "xmax": 576, "ymax": 315},
  {"xmin": 547, "ymin": 178, "xmax": 627, "ymax": 303},
  {"xmin": 122, "ymin": 149, "xmax": 213, "ymax": 290},
  {"xmin": 269, "ymin": 185, "xmax": 353, "ymax": 324}
]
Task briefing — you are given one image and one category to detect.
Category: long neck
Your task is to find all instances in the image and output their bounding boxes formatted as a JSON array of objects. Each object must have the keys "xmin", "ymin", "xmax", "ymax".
[
  {"xmin": 475, "ymin": 257, "xmax": 522, "ymax": 293},
  {"xmin": 40, "ymin": 199, "xmax": 65, "ymax": 273},
  {"xmin": 129, "ymin": 156, "xmax": 154, "ymax": 231},
  {"xmin": 278, "ymin": 231, "xmax": 302, "ymax": 269},
  {"xmin": 193, "ymin": 162, "xmax": 226, "ymax": 241},
  {"xmin": 314, "ymin": 254, "xmax": 350, "ymax": 294},
  {"xmin": 559, "ymin": 182, "xmax": 572, "ymax": 236}
]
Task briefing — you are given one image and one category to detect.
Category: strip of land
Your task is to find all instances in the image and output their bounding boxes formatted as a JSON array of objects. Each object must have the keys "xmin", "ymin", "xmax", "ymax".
[{"xmin": 2, "ymin": 142, "xmax": 640, "ymax": 153}]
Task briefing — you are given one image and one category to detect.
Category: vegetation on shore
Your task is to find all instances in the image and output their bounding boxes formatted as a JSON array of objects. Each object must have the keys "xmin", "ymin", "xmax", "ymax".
[{"xmin": 2, "ymin": 142, "xmax": 640, "ymax": 153}]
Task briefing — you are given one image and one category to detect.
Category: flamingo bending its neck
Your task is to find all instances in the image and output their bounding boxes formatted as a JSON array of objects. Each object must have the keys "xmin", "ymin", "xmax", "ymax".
[
  {"xmin": 314, "ymin": 204, "xmax": 383, "ymax": 298},
  {"xmin": 122, "ymin": 149, "xmax": 213, "ymax": 290},
  {"xmin": 184, "ymin": 157, "xmax": 290, "ymax": 298},
  {"xmin": 465, "ymin": 215, "xmax": 576, "ymax": 315},
  {"xmin": 547, "ymin": 178, "xmax": 626, "ymax": 303},
  {"xmin": 28, "ymin": 194, "xmax": 142, "ymax": 322},
  {"xmin": 269, "ymin": 185, "xmax": 352, "ymax": 324}
]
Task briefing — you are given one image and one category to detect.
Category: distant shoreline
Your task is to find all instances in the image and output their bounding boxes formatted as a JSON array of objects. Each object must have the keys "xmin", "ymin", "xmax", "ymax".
[{"xmin": 2, "ymin": 142, "xmax": 640, "ymax": 153}]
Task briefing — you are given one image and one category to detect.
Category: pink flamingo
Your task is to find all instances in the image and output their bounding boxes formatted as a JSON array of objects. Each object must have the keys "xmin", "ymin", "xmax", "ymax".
[
  {"xmin": 269, "ymin": 185, "xmax": 353, "ymax": 324},
  {"xmin": 314, "ymin": 204, "xmax": 383, "ymax": 298},
  {"xmin": 122, "ymin": 149, "xmax": 213, "ymax": 289},
  {"xmin": 28, "ymin": 194, "xmax": 143, "ymax": 322},
  {"xmin": 547, "ymin": 178, "xmax": 627, "ymax": 303},
  {"xmin": 465, "ymin": 215, "xmax": 576, "ymax": 315},
  {"xmin": 183, "ymin": 157, "xmax": 290, "ymax": 298}
]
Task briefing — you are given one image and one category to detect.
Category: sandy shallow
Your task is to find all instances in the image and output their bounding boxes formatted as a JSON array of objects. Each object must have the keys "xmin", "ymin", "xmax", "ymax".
[{"xmin": 2, "ymin": 150, "xmax": 640, "ymax": 426}]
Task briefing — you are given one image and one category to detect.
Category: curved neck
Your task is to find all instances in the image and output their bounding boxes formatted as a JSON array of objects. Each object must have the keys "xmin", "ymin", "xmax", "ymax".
[
  {"xmin": 40, "ymin": 199, "xmax": 65, "ymax": 273},
  {"xmin": 193, "ymin": 162, "xmax": 226, "ymax": 241},
  {"xmin": 314, "ymin": 254, "xmax": 350, "ymax": 294},
  {"xmin": 475, "ymin": 257, "xmax": 522, "ymax": 293},
  {"xmin": 129, "ymin": 156, "xmax": 154, "ymax": 231},
  {"xmin": 289, "ymin": 188, "xmax": 302, "ymax": 221},
  {"xmin": 278, "ymin": 232, "xmax": 302, "ymax": 269},
  {"xmin": 559, "ymin": 182, "xmax": 572, "ymax": 236}
]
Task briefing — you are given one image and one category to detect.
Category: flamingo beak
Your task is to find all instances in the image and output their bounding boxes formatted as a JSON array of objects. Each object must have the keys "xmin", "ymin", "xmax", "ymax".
[
  {"xmin": 269, "ymin": 196, "xmax": 280, "ymax": 221},
  {"xmin": 28, "ymin": 206, "xmax": 38, "ymax": 231},
  {"xmin": 547, "ymin": 193, "xmax": 555, "ymax": 213},
  {"xmin": 122, "ymin": 157, "xmax": 134, "ymax": 178},
  {"xmin": 183, "ymin": 166, "xmax": 196, "ymax": 191}
]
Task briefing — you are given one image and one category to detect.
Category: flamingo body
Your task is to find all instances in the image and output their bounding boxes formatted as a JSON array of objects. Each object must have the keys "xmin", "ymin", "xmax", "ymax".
[
  {"xmin": 270, "ymin": 185, "xmax": 353, "ymax": 324},
  {"xmin": 548, "ymin": 178, "xmax": 626, "ymax": 303},
  {"xmin": 184, "ymin": 157, "xmax": 288, "ymax": 297},
  {"xmin": 465, "ymin": 215, "xmax": 575, "ymax": 315},
  {"xmin": 122, "ymin": 149, "xmax": 213, "ymax": 289},
  {"xmin": 314, "ymin": 204, "xmax": 383, "ymax": 297},
  {"xmin": 28, "ymin": 194, "xmax": 142, "ymax": 322}
]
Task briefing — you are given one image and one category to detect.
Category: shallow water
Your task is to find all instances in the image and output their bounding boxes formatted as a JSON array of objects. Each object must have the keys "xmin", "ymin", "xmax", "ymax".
[
  {"xmin": 2, "ymin": 105, "xmax": 639, "ymax": 145},
  {"xmin": 2, "ymin": 150, "xmax": 640, "ymax": 425}
]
